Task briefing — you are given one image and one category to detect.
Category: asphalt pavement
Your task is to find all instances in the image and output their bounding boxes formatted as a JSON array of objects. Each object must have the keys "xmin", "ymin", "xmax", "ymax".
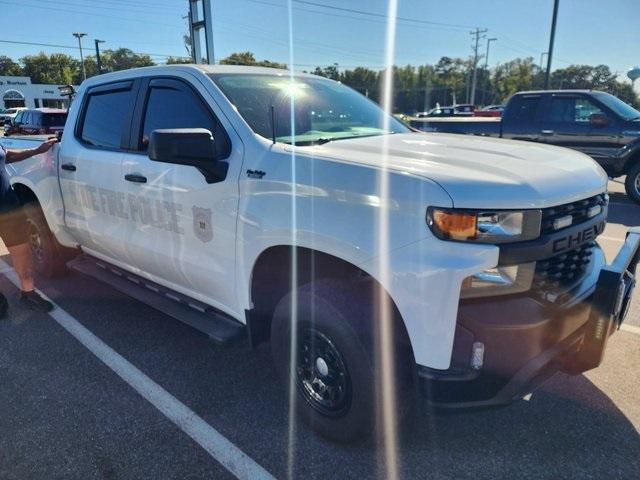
[{"xmin": 0, "ymin": 180, "xmax": 639, "ymax": 480}]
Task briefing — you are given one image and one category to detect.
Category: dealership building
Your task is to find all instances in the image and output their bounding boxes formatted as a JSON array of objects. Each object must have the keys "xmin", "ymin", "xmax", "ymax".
[{"xmin": 1, "ymin": 75, "xmax": 74, "ymax": 109}]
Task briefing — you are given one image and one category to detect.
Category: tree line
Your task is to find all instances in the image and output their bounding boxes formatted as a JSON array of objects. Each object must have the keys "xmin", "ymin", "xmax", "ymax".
[{"xmin": 1, "ymin": 50, "xmax": 637, "ymax": 112}]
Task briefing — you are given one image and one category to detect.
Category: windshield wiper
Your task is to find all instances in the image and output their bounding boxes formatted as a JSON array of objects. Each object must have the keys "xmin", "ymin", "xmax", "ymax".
[{"xmin": 289, "ymin": 137, "xmax": 335, "ymax": 146}]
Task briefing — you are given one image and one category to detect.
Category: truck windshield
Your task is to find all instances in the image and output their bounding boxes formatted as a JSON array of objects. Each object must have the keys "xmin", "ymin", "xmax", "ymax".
[
  {"xmin": 209, "ymin": 73, "xmax": 409, "ymax": 145},
  {"xmin": 593, "ymin": 92, "xmax": 640, "ymax": 120}
]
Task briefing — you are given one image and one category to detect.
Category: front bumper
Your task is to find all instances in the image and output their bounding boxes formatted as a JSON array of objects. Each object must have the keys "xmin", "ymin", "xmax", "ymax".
[{"xmin": 418, "ymin": 228, "xmax": 640, "ymax": 408}]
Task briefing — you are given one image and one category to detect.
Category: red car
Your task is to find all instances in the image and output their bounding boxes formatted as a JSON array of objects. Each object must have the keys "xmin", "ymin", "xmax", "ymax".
[{"xmin": 4, "ymin": 108, "xmax": 67, "ymax": 136}]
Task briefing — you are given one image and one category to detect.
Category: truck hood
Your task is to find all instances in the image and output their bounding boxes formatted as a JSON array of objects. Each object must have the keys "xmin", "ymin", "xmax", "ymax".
[{"xmin": 302, "ymin": 132, "xmax": 608, "ymax": 209}]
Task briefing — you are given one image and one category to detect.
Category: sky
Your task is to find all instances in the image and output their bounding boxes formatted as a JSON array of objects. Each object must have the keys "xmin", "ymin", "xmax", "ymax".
[{"xmin": 1, "ymin": 0, "xmax": 639, "ymax": 92}]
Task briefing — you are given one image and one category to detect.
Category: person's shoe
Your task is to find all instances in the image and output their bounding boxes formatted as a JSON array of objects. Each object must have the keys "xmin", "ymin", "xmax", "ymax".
[
  {"xmin": 20, "ymin": 290, "xmax": 54, "ymax": 313},
  {"xmin": 0, "ymin": 293, "xmax": 8, "ymax": 319}
]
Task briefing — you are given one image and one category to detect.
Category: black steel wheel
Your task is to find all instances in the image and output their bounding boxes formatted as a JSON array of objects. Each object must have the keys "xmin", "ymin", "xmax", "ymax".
[
  {"xmin": 296, "ymin": 328, "xmax": 352, "ymax": 417},
  {"xmin": 271, "ymin": 279, "xmax": 414, "ymax": 442}
]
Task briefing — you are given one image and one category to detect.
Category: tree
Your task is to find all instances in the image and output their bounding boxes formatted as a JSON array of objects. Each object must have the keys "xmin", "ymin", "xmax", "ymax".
[
  {"xmin": 219, "ymin": 52, "xmax": 286, "ymax": 69},
  {"xmin": 21, "ymin": 53, "xmax": 79, "ymax": 84},
  {"xmin": 0, "ymin": 56, "xmax": 23, "ymax": 76},
  {"xmin": 492, "ymin": 57, "xmax": 536, "ymax": 103}
]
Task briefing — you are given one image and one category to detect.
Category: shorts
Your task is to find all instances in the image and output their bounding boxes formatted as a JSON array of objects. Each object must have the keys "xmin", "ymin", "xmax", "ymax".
[{"xmin": 0, "ymin": 199, "xmax": 29, "ymax": 248}]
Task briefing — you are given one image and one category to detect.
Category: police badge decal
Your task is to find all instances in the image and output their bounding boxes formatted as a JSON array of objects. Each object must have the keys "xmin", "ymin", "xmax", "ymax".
[{"xmin": 192, "ymin": 206, "xmax": 213, "ymax": 243}]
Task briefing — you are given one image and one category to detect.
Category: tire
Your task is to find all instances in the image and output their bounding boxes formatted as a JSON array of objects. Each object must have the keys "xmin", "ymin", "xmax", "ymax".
[
  {"xmin": 625, "ymin": 162, "xmax": 640, "ymax": 205},
  {"xmin": 23, "ymin": 203, "xmax": 75, "ymax": 278},
  {"xmin": 270, "ymin": 279, "xmax": 413, "ymax": 442}
]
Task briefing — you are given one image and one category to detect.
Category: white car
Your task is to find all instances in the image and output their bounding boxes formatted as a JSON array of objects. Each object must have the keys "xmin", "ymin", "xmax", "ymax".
[
  {"xmin": 1, "ymin": 107, "xmax": 27, "ymax": 132},
  {"xmin": 1, "ymin": 65, "xmax": 638, "ymax": 442}
]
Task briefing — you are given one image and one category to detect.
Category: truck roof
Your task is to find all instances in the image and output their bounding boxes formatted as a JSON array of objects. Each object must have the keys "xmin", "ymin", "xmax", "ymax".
[
  {"xmin": 514, "ymin": 89, "xmax": 603, "ymax": 95},
  {"xmin": 79, "ymin": 64, "xmax": 318, "ymax": 90}
]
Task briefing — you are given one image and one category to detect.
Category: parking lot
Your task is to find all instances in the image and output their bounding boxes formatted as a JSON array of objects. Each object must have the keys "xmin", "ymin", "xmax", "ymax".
[{"xmin": 0, "ymin": 180, "xmax": 639, "ymax": 480}]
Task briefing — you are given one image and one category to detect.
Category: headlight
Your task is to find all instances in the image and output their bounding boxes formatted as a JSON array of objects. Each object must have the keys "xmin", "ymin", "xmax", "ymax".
[
  {"xmin": 427, "ymin": 208, "xmax": 542, "ymax": 244},
  {"xmin": 460, "ymin": 262, "xmax": 536, "ymax": 299}
]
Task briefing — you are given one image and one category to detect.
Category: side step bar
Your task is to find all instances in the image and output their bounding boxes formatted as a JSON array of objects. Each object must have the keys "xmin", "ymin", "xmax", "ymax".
[{"xmin": 67, "ymin": 255, "xmax": 245, "ymax": 344}]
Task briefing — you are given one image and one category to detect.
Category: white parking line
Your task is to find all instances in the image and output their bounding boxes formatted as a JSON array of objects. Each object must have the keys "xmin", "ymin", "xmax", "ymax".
[{"xmin": 0, "ymin": 261, "xmax": 275, "ymax": 480}]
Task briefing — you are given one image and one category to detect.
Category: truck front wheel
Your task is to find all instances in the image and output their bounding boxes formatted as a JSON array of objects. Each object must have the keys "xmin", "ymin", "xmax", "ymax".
[
  {"xmin": 23, "ymin": 203, "xmax": 74, "ymax": 278},
  {"xmin": 624, "ymin": 162, "xmax": 640, "ymax": 205},
  {"xmin": 270, "ymin": 279, "xmax": 413, "ymax": 442}
]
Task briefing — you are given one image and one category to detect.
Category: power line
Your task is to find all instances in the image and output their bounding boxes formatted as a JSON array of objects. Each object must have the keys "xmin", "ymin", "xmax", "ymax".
[
  {"xmin": 0, "ymin": 0, "xmax": 184, "ymax": 29},
  {"xmin": 0, "ymin": 39, "xmax": 190, "ymax": 59},
  {"xmin": 292, "ymin": 0, "xmax": 477, "ymax": 29}
]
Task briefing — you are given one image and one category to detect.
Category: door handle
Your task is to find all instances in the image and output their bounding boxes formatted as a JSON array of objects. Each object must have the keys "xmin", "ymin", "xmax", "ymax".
[
  {"xmin": 541, "ymin": 130, "xmax": 555, "ymax": 135},
  {"xmin": 124, "ymin": 174, "xmax": 147, "ymax": 184},
  {"xmin": 61, "ymin": 163, "xmax": 76, "ymax": 172}
]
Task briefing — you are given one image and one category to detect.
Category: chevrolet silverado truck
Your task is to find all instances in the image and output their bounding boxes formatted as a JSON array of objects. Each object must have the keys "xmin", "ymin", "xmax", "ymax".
[
  {"xmin": 1, "ymin": 66, "xmax": 638, "ymax": 442},
  {"xmin": 411, "ymin": 90, "xmax": 640, "ymax": 204}
]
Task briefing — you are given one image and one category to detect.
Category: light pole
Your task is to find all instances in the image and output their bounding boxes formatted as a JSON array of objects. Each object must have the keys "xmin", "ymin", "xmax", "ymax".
[
  {"xmin": 544, "ymin": 0, "xmax": 560, "ymax": 89},
  {"xmin": 95, "ymin": 39, "xmax": 105, "ymax": 74},
  {"xmin": 481, "ymin": 37, "xmax": 497, "ymax": 106},
  {"xmin": 73, "ymin": 32, "xmax": 88, "ymax": 81}
]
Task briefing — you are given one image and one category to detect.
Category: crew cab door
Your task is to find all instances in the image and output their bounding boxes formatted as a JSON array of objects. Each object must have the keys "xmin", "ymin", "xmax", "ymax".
[
  {"xmin": 500, "ymin": 94, "xmax": 543, "ymax": 142},
  {"xmin": 120, "ymin": 75, "xmax": 241, "ymax": 314},
  {"xmin": 59, "ymin": 80, "xmax": 138, "ymax": 262},
  {"xmin": 539, "ymin": 94, "xmax": 620, "ymax": 160}
]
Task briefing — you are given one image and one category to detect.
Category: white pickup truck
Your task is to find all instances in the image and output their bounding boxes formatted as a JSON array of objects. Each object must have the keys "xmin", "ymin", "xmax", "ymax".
[{"xmin": 1, "ymin": 65, "xmax": 638, "ymax": 442}]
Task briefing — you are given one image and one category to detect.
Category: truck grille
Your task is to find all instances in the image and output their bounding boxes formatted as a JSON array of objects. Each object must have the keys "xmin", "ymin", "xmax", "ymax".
[
  {"xmin": 532, "ymin": 242, "xmax": 596, "ymax": 303},
  {"xmin": 540, "ymin": 194, "xmax": 608, "ymax": 235}
]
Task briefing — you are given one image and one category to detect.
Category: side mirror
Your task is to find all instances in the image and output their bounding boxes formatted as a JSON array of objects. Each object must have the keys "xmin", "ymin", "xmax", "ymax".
[
  {"xmin": 148, "ymin": 128, "xmax": 228, "ymax": 183},
  {"xmin": 589, "ymin": 113, "xmax": 610, "ymax": 127}
]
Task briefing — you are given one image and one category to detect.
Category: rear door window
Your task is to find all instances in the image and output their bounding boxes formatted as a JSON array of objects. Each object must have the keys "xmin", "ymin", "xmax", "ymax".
[
  {"xmin": 79, "ymin": 85, "xmax": 133, "ymax": 149},
  {"xmin": 506, "ymin": 96, "xmax": 540, "ymax": 124}
]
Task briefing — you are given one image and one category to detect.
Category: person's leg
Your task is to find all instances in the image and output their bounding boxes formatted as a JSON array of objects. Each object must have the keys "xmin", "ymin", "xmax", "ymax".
[
  {"xmin": 7, "ymin": 242, "xmax": 34, "ymax": 292},
  {"xmin": 3, "ymin": 211, "xmax": 53, "ymax": 313}
]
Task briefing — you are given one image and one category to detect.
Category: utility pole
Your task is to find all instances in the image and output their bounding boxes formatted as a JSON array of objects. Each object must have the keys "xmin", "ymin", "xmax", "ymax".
[
  {"xmin": 544, "ymin": 0, "xmax": 560, "ymax": 89},
  {"xmin": 95, "ymin": 39, "xmax": 105, "ymax": 74},
  {"xmin": 188, "ymin": 0, "xmax": 215, "ymax": 64},
  {"xmin": 469, "ymin": 27, "xmax": 488, "ymax": 106},
  {"xmin": 481, "ymin": 37, "xmax": 497, "ymax": 106},
  {"xmin": 73, "ymin": 33, "xmax": 87, "ymax": 81}
]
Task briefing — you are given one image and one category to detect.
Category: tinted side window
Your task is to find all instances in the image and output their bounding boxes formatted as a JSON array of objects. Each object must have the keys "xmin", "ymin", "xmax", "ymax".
[
  {"xmin": 140, "ymin": 85, "xmax": 217, "ymax": 151},
  {"xmin": 507, "ymin": 96, "xmax": 540, "ymax": 123},
  {"xmin": 80, "ymin": 88, "xmax": 132, "ymax": 149},
  {"xmin": 548, "ymin": 97, "xmax": 604, "ymax": 123}
]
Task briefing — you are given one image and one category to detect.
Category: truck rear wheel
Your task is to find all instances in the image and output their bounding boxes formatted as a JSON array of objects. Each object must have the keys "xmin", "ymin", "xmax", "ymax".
[
  {"xmin": 23, "ymin": 203, "xmax": 75, "ymax": 278},
  {"xmin": 270, "ymin": 279, "xmax": 413, "ymax": 442},
  {"xmin": 625, "ymin": 162, "xmax": 640, "ymax": 205}
]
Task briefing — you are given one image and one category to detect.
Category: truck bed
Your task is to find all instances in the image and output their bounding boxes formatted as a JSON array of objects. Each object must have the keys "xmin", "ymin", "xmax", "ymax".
[
  {"xmin": 409, "ymin": 116, "xmax": 502, "ymax": 136},
  {"xmin": 0, "ymin": 134, "xmax": 53, "ymax": 149}
]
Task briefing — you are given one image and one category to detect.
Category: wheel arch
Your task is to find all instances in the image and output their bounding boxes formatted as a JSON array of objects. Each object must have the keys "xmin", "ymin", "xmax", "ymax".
[{"xmin": 246, "ymin": 245, "xmax": 415, "ymax": 362}]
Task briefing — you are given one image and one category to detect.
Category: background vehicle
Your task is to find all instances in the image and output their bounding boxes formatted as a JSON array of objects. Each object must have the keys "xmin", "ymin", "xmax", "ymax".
[
  {"xmin": 416, "ymin": 104, "xmax": 475, "ymax": 118},
  {"xmin": 475, "ymin": 104, "xmax": 504, "ymax": 117},
  {"xmin": 4, "ymin": 108, "xmax": 67, "ymax": 136},
  {"xmin": 410, "ymin": 90, "xmax": 640, "ymax": 203},
  {"xmin": 1, "ymin": 107, "xmax": 27, "ymax": 130},
  {"xmin": 1, "ymin": 65, "xmax": 637, "ymax": 443}
]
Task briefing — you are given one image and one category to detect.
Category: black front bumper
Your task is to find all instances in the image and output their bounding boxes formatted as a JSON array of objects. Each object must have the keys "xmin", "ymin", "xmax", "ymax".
[{"xmin": 419, "ymin": 228, "xmax": 640, "ymax": 409}]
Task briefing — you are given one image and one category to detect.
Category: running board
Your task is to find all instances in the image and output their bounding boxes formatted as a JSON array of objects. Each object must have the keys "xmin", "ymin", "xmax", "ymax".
[{"xmin": 67, "ymin": 255, "xmax": 245, "ymax": 344}]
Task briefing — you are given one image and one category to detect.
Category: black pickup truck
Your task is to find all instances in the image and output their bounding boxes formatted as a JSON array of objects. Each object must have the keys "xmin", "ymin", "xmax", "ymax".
[{"xmin": 411, "ymin": 90, "xmax": 640, "ymax": 204}]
